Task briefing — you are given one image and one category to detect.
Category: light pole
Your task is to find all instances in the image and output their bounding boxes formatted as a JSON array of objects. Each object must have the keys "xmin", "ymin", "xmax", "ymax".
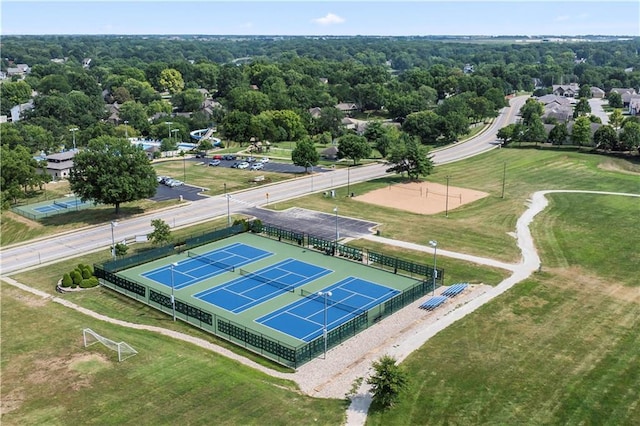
[
  {"xmin": 110, "ymin": 221, "xmax": 118, "ymax": 260},
  {"xmin": 429, "ymin": 240, "xmax": 438, "ymax": 295},
  {"xmin": 69, "ymin": 127, "xmax": 78, "ymax": 150},
  {"xmin": 170, "ymin": 262, "xmax": 178, "ymax": 321},
  {"xmin": 333, "ymin": 207, "xmax": 339, "ymax": 244},
  {"xmin": 445, "ymin": 175, "xmax": 450, "ymax": 218},
  {"xmin": 123, "ymin": 121, "xmax": 129, "ymax": 139},
  {"xmin": 226, "ymin": 194, "xmax": 231, "ymax": 226},
  {"xmin": 164, "ymin": 121, "xmax": 173, "ymax": 139},
  {"xmin": 318, "ymin": 291, "xmax": 332, "ymax": 359}
]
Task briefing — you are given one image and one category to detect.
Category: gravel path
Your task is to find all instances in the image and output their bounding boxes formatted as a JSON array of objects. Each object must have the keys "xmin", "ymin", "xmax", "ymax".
[{"xmin": 3, "ymin": 190, "xmax": 638, "ymax": 425}]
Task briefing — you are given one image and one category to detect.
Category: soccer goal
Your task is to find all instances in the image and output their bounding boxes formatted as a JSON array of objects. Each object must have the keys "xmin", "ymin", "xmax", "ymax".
[{"xmin": 82, "ymin": 328, "xmax": 138, "ymax": 362}]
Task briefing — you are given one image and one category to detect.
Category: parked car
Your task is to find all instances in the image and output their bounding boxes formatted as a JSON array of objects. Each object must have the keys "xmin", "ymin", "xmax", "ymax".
[
  {"xmin": 223, "ymin": 154, "xmax": 236, "ymax": 161},
  {"xmin": 212, "ymin": 154, "xmax": 223, "ymax": 160},
  {"xmin": 230, "ymin": 162, "xmax": 240, "ymax": 168},
  {"xmin": 163, "ymin": 178, "xmax": 175, "ymax": 186},
  {"xmin": 195, "ymin": 152, "xmax": 206, "ymax": 158},
  {"xmin": 246, "ymin": 156, "xmax": 256, "ymax": 163},
  {"xmin": 250, "ymin": 162, "xmax": 264, "ymax": 171},
  {"xmin": 209, "ymin": 159, "xmax": 221, "ymax": 166},
  {"xmin": 157, "ymin": 175, "xmax": 168, "ymax": 183},
  {"xmin": 237, "ymin": 161, "xmax": 250, "ymax": 169},
  {"xmin": 168, "ymin": 179, "xmax": 184, "ymax": 187},
  {"xmin": 259, "ymin": 157, "xmax": 270, "ymax": 163}
]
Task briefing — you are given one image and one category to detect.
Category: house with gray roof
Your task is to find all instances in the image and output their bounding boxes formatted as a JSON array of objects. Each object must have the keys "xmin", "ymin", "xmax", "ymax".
[{"xmin": 552, "ymin": 83, "xmax": 580, "ymax": 98}]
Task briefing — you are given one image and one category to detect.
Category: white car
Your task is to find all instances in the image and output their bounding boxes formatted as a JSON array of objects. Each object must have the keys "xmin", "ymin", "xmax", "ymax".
[
  {"xmin": 250, "ymin": 162, "xmax": 264, "ymax": 171},
  {"xmin": 259, "ymin": 157, "xmax": 270, "ymax": 163},
  {"xmin": 237, "ymin": 162, "xmax": 250, "ymax": 169}
]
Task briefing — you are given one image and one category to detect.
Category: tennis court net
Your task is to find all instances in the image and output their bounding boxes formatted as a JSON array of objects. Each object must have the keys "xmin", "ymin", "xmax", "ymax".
[
  {"xmin": 53, "ymin": 200, "xmax": 70, "ymax": 209},
  {"xmin": 239, "ymin": 268, "xmax": 295, "ymax": 293},
  {"xmin": 187, "ymin": 251, "xmax": 235, "ymax": 272},
  {"xmin": 300, "ymin": 289, "xmax": 365, "ymax": 315}
]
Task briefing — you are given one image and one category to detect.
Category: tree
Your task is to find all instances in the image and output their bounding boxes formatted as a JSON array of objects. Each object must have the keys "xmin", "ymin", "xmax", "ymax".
[
  {"xmin": 607, "ymin": 91, "xmax": 623, "ymax": 108},
  {"xmin": 69, "ymin": 136, "xmax": 157, "ymax": 214},
  {"xmin": 159, "ymin": 68, "xmax": 185, "ymax": 94},
  {"xmin": 291, "ymin": 137, "xmax": 319, "ymax": 172},
  {"xmin": 609, "ymin": 109, "xmax": 624, "ymax": 130},
  {"xmin": 619, "ymin": 121, "xmax": 640, "ymax": 152},
  {"xmin": 548, "ymin": 123, "xmax": 569, "ymax": 145},
  {"xmin": 520, "ymin": 98, "xmax": 545, "ymax": 126},
  {"xmin": 148, "ymin": 219, "xmax": 172, "ymax": 246},
  {"xmin": 593, "ymin": 125, "xmax": 618, "ymax": 151},
  {"xmin": 366, "ymin": 355, "xmax": 408, "ymax": 409},
  {"xmin": 573, "ymin": 98, "xmax": 591, "ymax": 118},
  {"xmin": 571, "ymin": 116, "xmax": 592, "ymax": 147},
  {"xmin": 337, "ymin": 134, "xmax": 371, "ymax": 165},
  {"xmin": 385, "ymin": 134, "xmax": 434, "ymax": 180},
  {"xmin": 523, "ymin": 114, "xmax": 547, "ymax": 145}
]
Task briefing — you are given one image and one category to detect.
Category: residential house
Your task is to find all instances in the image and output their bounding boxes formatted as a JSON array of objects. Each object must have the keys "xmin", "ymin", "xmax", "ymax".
[
  {"xmin": 201, "ymin": 98, "xmax": 222, "ymax": 117},
  {"xmin": 6, "ymin": 63, "xmax": 30, "ymax": 79},
  {"xmin": 552, "ymin": 83, "xmax": 580, "ymax": 98},
  {"xmin": 0, "ymin": 71, "xmax": 7, "ymax": 80},
  {"xmin": 43, "ymin": 150, "xmax": 77, "ymax": 181},
  {"xmin": 628, "ymin": 95, "xmax": 640, "ymax": 116},
  {"xmin": 463, "ymin": 64, "xmax": 474, "ymax": 74},
  {"xmin": 10, "ymin": 100, "xmax": 34, "ymax": 122},
  {"xmin": 535, "ymin": 94, "xmax": 574, "ymax": 108},
  {"xmin": 543, "ymin": 104, "xmax": 573, "ymax": 122},
  {"xmin": 590, "ymin": 87, "xmax": 605, "ymax": 99},
  {"xmin": 610, "ymin": 88, "xmax": 638, "ymax": 108},
  {"xmin": 82, "ymin": 58, "xmax": 92, "ymax": 69},
  {"xmin": 106, "ymin": 102, "xmax": 120, "ymax": 124},
  {"xmin": 335, "ymin": 102, "xmax": 359, "ymax": 116},
  {"xmin": 319, "ymin": 78, "xmax": 329, "ymax": 84},
  {"xmin": 308, "ymin": 107, "xmax": 322, "ymax": 119}
]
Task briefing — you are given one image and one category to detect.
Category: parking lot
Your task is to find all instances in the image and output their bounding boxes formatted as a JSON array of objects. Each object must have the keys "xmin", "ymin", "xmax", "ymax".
[
  {"xmin": 188, "ymin": 155, "xmax": 333, "ymax": 174},
  {"xmin": 151, "ymin": 182, "xmax": 208, "ymax": 202}
]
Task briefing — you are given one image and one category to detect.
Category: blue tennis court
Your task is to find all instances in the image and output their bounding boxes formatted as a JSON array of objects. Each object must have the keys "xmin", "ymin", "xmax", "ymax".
[
  {"xmin": 142, "ymin": 243, "xmax": 272, "ymax": 289},
  {"xmin": 256, "ymin": 277, "xmax": 400, "ymax": 342},
  {"xmin": 34, "ymin": 204, "xmax": 66, "ymax": 213},
  {"xmin": 34, "ymin": 199, "xmax": 89, "ymax": 213},
  {"xmin": 195, "ymin": 258, "xmax": 331, "ymax": 313}
]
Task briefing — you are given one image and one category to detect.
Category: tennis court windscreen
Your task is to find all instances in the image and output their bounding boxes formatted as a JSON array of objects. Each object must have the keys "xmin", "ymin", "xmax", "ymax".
[
  {"xmin": 300, "ymin": 289, "xmax": 365, "ymax": 315},
  {"xmin": 53, "ymin": 200, "xmax": 69, "ymax": 208},
  {"xmin": 187, "ymin": 251, "xmax": 235, "ymax": 272},
  {"xmin": 239, "ymin": 268, "xmax": 295, "ymax": 293}
]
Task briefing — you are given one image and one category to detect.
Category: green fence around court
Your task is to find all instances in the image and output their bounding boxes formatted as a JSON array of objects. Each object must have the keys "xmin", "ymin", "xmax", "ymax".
[
  {"xmin": 11, "ymin": 197, "xmax": 97, "ymax": 221},
  {"xmin": 102, "ymin": 224, "xmax": 246, "ymax": 273},
  {"xmin": 94, "ymin": 223, "xmax": 444, "ymax": 368}
]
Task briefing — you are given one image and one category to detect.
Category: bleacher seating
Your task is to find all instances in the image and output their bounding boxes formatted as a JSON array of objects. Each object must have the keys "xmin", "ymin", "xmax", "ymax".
[
  {"xmin": 419, "ymin": 295, "xmax": 448, "ymax": 311},
  {"xmin": 419, "ymin": 283, "xmax": 470, "ymax": 312},
  {"xmin": 441, "ymin": 282, "xmax": 468, "ymax": 297}
]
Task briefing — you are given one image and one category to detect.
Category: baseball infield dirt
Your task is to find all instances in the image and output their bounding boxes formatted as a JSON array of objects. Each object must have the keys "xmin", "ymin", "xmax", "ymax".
[{"xmin": 353, "ymin": 181, "xmax": 489, "ymax": 214}]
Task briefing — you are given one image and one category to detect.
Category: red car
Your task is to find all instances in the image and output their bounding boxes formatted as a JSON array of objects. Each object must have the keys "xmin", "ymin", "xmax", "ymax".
[{"xmin": 212, "ymin": 154, "xmax": 223, "ymax": 160}]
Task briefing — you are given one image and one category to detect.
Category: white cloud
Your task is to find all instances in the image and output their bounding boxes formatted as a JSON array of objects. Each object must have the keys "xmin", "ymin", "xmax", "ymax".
[
  {"xmin": 239, "ymin": 22, "xmax": 253, "ymax": 29},
  {"xmin": 312, "ymin": 13, "xmax": 345, "ymax": 26}
]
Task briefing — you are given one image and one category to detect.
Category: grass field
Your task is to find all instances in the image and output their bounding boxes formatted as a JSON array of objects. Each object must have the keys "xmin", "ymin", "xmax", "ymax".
[{"xmin": 2, "ymin": 147, "xmax": 639, "ymax": 424}]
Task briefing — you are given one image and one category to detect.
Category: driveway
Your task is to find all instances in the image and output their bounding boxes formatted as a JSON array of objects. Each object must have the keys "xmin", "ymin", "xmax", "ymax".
[{"xmin": 151, "ymin": 183, "xmax": 208, "ymax": 202}]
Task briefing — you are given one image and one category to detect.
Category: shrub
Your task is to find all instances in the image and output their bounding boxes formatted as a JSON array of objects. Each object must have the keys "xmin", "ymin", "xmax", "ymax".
[
  {"xmin": 80, "ymin": 277, "xmax": 99, "ymax": 288},
  {"xmin": 61, "ymin": 273, "xmax": 72, "ymax": 287},
  {"xmin": 81, "ymin": 267, "xmax": 92, "ymax": 279},
  {"xmin": 71, "ymin": 270, "xmax": 83, "ymax": 285}
]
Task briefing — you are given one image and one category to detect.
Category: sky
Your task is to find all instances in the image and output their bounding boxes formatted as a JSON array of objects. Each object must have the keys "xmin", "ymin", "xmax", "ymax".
[{"xmin": 1, "ymin": 1, "xmax": 639, "ymax": 37}]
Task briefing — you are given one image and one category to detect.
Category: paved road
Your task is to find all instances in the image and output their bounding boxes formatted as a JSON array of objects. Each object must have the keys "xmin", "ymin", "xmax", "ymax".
[{"xmin": 0, "ymin": 96, "xmax": 528, "ymax": 275}]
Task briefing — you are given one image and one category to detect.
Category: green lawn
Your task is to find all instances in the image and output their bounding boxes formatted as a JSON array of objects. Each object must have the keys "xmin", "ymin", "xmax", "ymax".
[
  {"xmin": 365, "ymin": 153, "xmax": 640, "ymax": 424},
  {"xmin": 3, "ymin": 147, "xmax": 639, "ymax": 425},
  {"xmin": 0, "ymin": 283, "xmax": 346, "ymax": 426}
]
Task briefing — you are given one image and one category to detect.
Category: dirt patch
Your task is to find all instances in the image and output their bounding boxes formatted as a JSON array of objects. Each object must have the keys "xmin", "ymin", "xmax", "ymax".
[
  {"xmin": 29, "ymin": 353, "xmax": 110, "ymax": 391},
  {"xmin": 549, "ymin": 266, "xmax": 640, "ymax": 304},
  {"xmin": 597, "ymin": 159, "xmax": 640, "ymax": 175},
  {"xmin": 3, "ymin": 210, "xmax": 43, "ymax": 230},
  {"xmin": 354, "ymin": 181, "xmax": 489, "ymax": 215},
  {"xmin": 0, "ymin": 387, "xmax": 25, "ymax": 415}
]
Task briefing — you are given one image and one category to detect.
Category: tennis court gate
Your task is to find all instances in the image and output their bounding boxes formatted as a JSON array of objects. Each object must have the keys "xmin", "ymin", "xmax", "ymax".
[{"xmin": 95, "ymin": 223, "xmax": 443, "ymax": 368}]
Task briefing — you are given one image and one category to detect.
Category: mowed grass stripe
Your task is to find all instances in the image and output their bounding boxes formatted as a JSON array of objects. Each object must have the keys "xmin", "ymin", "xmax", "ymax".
[{"xmin": 0, "ymin": 284, "xmax": 346, "ymax": 426}]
